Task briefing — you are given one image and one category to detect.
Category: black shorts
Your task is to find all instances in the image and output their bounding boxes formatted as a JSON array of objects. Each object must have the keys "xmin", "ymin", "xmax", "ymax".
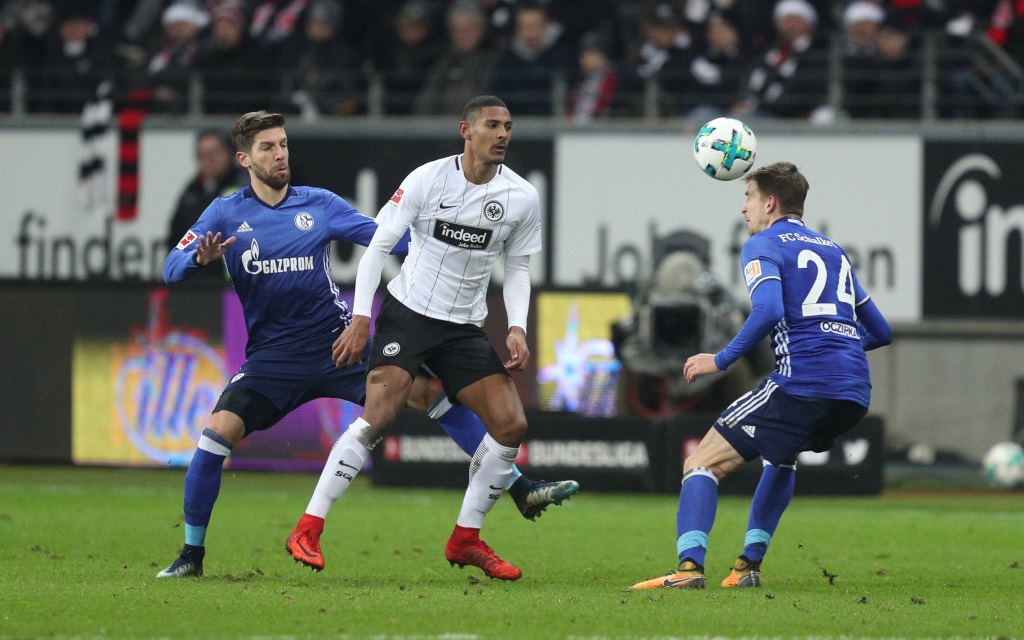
[
  {"xmin": 713, "ymin": 378, "xmax": 868, "ymax": 466},
  {"xmin": 367, "ymin": 293, "xmax": 507, "ymax": 401}
]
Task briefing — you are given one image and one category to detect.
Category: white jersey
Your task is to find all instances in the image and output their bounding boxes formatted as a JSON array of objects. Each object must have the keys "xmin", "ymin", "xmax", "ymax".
[{"xmin": 375, "ymin": 154, "xmax": 542, "ymax": 325}]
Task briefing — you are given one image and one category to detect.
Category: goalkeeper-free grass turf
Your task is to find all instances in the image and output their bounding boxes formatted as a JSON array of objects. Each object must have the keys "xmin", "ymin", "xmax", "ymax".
[{"xmin": 0, "ymin": 464, "xmax": 1021, "ymax": 639}]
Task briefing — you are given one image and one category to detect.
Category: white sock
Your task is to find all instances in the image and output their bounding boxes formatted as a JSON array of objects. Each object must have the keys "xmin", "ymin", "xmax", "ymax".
[
  {"xmin": 305, "ymin": 418, "xmax": 375, "ymax": 519},
  {"xmin": 456, "ymin": 433, "xmax": 520, "ymax": 529}
]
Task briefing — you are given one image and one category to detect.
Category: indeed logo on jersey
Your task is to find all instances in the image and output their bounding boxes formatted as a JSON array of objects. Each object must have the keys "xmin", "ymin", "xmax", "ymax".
[
  {"xmin": 433, "ymin": 221, "xmax": 492, "ymax": 250},
  {"xmin": 240, "ymin": 238, "xmax": 315, "ymax": 275}
]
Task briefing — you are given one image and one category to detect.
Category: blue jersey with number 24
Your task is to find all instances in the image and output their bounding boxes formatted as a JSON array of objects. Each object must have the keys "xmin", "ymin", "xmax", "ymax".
[{"xmin": 740, "ymin": 217, "xmax": 872, "ymax": 405}]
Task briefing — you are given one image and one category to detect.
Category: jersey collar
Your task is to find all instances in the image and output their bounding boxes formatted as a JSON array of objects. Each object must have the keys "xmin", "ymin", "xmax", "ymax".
[{"xmin": 242, "ymin": 185, "xmax": 299, "ymax": 209}]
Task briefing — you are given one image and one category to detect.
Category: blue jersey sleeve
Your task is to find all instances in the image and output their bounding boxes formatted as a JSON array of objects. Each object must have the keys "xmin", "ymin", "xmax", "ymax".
[
  {"xmin": 856, "ymin": 297, "xmax": 892, "ymax": 351},
  {"xmin": 324, "ymin": 191, "xmax": 410, "ymax": 254},
  {"xmin": 714, "ymin": 235, "xmax": 784, "ymax": 371},
  {"xmin": 163, "ymin": 200, "xmax": 221, "ymax": 283},
  {"xmin": 715, "ymin": 278, "xmax": 784, "ymax": 370}
]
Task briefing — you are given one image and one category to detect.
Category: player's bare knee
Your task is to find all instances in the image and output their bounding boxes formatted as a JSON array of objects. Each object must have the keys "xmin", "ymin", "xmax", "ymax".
[
  {"xmin": 208, "ymin": 412, "xmax": 245, "ymax": 445},
  {"xmin": 491, "ymin": 416, "xmax": 526, "ymax": 447}
]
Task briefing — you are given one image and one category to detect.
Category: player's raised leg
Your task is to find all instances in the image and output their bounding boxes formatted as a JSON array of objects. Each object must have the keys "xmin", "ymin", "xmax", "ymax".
[
  {"xmin": 157, "ymin": 409, "xmax": 247, "ymax": 578},
  {"xmin": 443, "ymin": 374, "xmax": 525, "ymax": 580},
  {"xmin": 722, "ymin": 460, "xmax": 795, "ymax": 588}
]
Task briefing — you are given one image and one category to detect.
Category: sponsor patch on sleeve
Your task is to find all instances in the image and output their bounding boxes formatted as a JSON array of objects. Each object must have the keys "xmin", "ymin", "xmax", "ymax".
[
  {"xmin": 743, "ymin": 259, "xmax": 762, "ymax": 286},
  {"xmin": 176, "ymin": 230, "xmax": 198, "ymax": 250},
  {"xmin": 388, "ymin": 188, "xmax": 404, "ymax": 205}
]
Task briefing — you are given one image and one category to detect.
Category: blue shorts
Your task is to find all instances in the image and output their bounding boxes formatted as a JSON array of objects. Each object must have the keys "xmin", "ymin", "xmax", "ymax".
[
  {"xmin": 713, "ymin": 378, "xmax": 868, "ymax": 466},
  {"xmin": 218, "ymin": 341, "xmax": 372, "ymax": 431}
]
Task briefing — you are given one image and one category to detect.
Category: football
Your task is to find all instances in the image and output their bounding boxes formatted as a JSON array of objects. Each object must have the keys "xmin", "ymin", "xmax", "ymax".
[
  {"xmin": 981, "ymin": 441, "xmax": 1024, "ymax": 488},
  {"xmin": 693, "ymin": 117, "xmax": 757, "ymax": 181}
]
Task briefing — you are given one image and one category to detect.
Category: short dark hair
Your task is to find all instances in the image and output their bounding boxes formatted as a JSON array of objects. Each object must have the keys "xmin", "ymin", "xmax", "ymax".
[
  {"xmin": 744, "ymin": 161, "xmax": 809, "ymax": 216},
  {"xmin": 462, "ymin": 95, "xmax": 509, "ymax": 124},
  {"xmin": 231, "ymin": 111, "xmax": 285, "ymax": 153}
]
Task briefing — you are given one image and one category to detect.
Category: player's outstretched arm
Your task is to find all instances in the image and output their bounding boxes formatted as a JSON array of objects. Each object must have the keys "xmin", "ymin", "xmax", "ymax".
[
  {"xmin": 324, "ymin": 192, "xmax": 411, "ymax": 254},
  {"xmin": 163, "ymin": 231, "xmax": 235, "ymax": 283}
]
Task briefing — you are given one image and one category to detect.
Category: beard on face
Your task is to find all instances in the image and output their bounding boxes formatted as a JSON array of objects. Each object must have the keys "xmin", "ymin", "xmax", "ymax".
[{"xmin": 252, "ymin": 162, "xmax": 290, "ymax": 190}]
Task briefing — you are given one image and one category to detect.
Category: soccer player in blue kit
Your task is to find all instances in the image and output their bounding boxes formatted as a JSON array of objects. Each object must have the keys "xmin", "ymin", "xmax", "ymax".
[
  {"xmin": 631, "ymin": 161, "xmax": 892, "ymax": 590},
  {"xmin": 156, "ymin": 110, "xmax": 577, "ymax": 578}
]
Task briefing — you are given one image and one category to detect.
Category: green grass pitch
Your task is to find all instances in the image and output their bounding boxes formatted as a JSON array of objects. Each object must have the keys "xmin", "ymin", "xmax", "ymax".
[{"xmin": 1, "ymin": 464, "xmax": 1021, "ymax": 639}]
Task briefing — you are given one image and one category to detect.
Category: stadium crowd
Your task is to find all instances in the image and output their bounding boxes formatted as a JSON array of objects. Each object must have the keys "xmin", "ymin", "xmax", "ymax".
[{"xmin": 1, "ymin": 0, "xmax": 1022, "ymax": 120}]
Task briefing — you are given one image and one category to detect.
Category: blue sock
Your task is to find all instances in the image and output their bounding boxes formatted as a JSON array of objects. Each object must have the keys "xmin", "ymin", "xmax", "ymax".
[
  {"xmin": 433, "ymin": 400, "xmax": 522, "ymax": 488},
  {"xmin": 742, "ymin": 462, "xmax": 795, "ymax": 563},
  {"xmin": 676, "ymin": 467, "xmax": 719, "ymax": 568},
  {"xmin": 434, "ymin": 403, "xmax": 484, "ymax": 456},
  {"xmin": 182, "ymin": 428, "xmax": 232, "ymax": 547}
]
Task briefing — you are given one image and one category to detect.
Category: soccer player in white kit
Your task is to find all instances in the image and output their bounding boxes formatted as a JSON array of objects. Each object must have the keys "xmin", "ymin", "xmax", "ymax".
[{"xmin": 293, "ymin": 96, "xmax": 540, "ymax": 580}]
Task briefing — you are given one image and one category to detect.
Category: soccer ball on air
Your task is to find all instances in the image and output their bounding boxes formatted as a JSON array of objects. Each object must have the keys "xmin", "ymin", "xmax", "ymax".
[
  {"xmin": 693, "ymin": 117, "xmax": 757, "ymax": 181},
  {"xmin": 981, "ymin": 441, "xmax": 1024, "ymax": 488}
]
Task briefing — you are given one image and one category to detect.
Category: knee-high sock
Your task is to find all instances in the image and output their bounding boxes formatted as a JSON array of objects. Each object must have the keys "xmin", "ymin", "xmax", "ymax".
[
  {"xmin": 456, "ymin": 433, "xmax": 520, "ymax": 529},
  {"xmin": 741, "ymin": 461, "xmax": 795, "ymax": 562},
  {"xmin": 183, "ymin": 428, "xmax": 232, "ymax": 547},
  {"xmin": 304, "ymin": 417, "xmax": 376, "ymax": 519},
  {"xmin": 676, "ymin": 467, "xmax": 719, "ymax": 568},
  {"xmin": 429, "ymin": 397, "xmax": 522, "ymax": 489}
]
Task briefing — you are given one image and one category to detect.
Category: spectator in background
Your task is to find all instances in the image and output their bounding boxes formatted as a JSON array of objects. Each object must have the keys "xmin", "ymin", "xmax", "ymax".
[
  {"xmin": 565, "ymin": 30, "xmax": 620, "ymax": 123},
  {"xmin": 978, "ymin": 0, "xmax": 1024, "ymax": 118},
  {"xmin": 249, "ymin": 0, "xmax": 310, "ymax": 97},
  {"xmin": 413, "ymin": 1, "xmax": 496, "ymax": 116},
  {"xmin": 122, "ymin": 0, "xmax": 171, "ymax": 61},
  {"xmin": 684, "ymin": 11, "xmax": 750, "ymax": 124},
  {"xmin": 873, "ymin": 20, "xmax": 920, "ymax": 118},
  {"xmin": 546, "ymin": 0, "xmax": 624, "ymax": 58},
  {"xmin": 840, "ymin": 1, "xmax": 917, "ymax": 120},
  {"xmin": 286, "ymin": 0, "xmax": 363, "ymax": 119},
  {"xmin": 468, "ymin": 0, "xmax": 517, "ymax": 45},
  {"xmin": 2, "ymin": 0, "xmax": 55, "ymax": 88},
  {"xmin": 35, "ymin": 3, "xmax": 115, "ymax": 113},
  {"xmin": 683, "ymin": 0, "xmax": 775, "ymax": 53},
  {"xmin": 167, "ymin": 129, "xmax": 247, "ymax": 283},
  {"xmin": 625, "ymin": 2, "xmax": 703, "ymax": 117},
  {"xmin": 374, "ymin": 0, "xmax": 445, "ymax": 115},
  {"xmin": 146, "ymin": 1, "xmax": 209, "ymax": 113},
  {"xmin": 489, "ymin": 2, "xmax": 574, "ymax": 116},
  {"xmin": 732, "ymin": 0, "xmax": 830, "ymax": 122},
  {"xmin": 197, "ymin": 0, "xmax": 261, "ymax": 115}
]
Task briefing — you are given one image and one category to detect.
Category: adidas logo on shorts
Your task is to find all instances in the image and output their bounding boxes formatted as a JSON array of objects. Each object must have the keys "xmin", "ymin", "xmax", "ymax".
[{"xmin": 741, "ymin": 425, "xmax": 756, "ymax": 438}]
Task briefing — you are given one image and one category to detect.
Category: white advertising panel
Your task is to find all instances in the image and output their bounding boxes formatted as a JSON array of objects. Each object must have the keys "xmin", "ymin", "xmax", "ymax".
[
  {"xmin": 2, "ymin": 128, "xmax": 193, "ymax": 281},
  {"xmin": 553, "ymin": 133, "xmax": 922, "ymax": 321}
]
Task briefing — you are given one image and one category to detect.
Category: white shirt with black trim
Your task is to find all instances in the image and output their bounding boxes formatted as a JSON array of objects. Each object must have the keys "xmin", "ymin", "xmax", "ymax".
[{"xmin": 374, "ymin": 154, "xmax": 542, "ymax": 325}]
